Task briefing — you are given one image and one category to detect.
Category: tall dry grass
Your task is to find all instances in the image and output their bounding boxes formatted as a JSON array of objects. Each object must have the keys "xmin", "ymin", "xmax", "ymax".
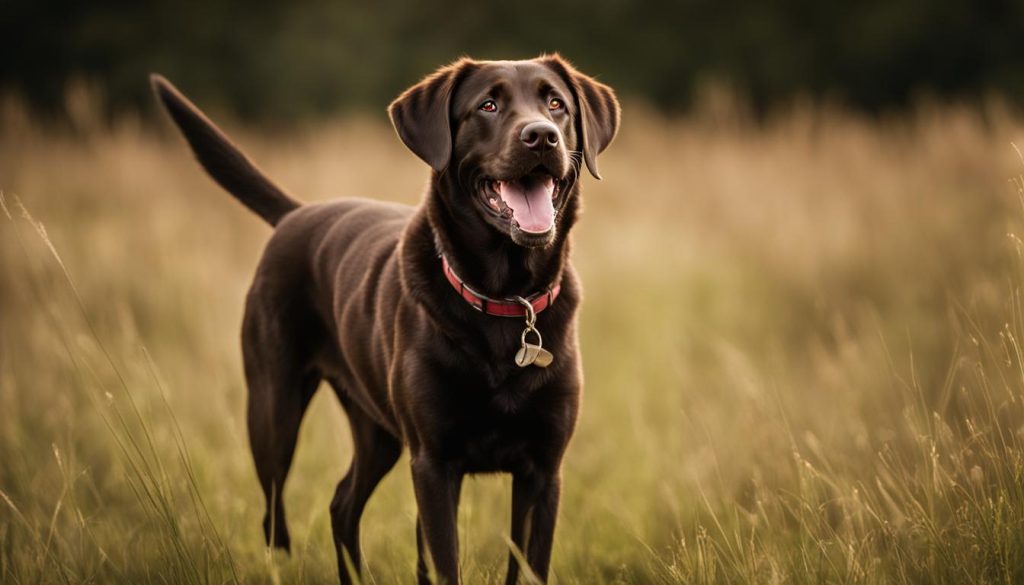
[{"xmin": 3, "ymin": 87, "xmax": 1024, "ymax": 583}]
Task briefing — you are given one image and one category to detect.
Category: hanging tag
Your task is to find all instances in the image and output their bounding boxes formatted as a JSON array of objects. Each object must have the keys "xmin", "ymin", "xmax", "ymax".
[
  {"xmin": 516, "ymin": 343, "xmax": 554, "ymax": 368},
  {"xmin": 515, "ymin": 325, "xmax": 554, "ymax": 368},
  {"xmin": 513, "ymin": 296, "xmax": 554, "ymax": 368}
]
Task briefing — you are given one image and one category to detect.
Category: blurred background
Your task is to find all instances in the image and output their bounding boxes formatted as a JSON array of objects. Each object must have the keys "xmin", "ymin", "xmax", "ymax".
[
  {"xmin": 4, "ymin": 0, "xmax": 1024, "ymax": 122},
  {"xmin": 4, "ymin": 2, "xmax": 1024, "ymax": 584}
]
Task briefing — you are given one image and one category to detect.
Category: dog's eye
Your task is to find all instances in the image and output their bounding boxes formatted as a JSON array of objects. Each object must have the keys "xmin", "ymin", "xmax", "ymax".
[
  {"xmin": 479, "ymin": 100, "xmax": 498, "ymax": 113},
  {"xmin": 549, "ymin": 98, "xmax": 564, "ymax": 111}
]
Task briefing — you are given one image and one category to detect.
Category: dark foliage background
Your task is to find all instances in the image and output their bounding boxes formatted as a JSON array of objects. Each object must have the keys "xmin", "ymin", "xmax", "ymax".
[{"xmin": 4, "ymin": 0, "xmax": 1024, "ymax": 120}]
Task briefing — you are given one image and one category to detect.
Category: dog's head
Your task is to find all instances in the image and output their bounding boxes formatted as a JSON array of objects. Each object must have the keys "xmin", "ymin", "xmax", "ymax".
[{"xmin": 389, "ymin": 55, "xmax": 619, "ymax": 248}]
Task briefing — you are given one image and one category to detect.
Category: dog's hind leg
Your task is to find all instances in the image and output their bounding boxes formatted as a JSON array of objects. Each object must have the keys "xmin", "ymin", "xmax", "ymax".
[
  {"xmin": 328, "ymin": 384, "xmax": 402, "ymax": 584},
  {"xmin": 243, "ymin": 299, "xmax": 321, "ymax": 553}
]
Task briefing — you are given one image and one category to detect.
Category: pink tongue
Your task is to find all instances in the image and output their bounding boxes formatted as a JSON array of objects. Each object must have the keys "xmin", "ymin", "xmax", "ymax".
[{"xmin": 497, "ymin": 176, "xmax": 555, "ymax": 234}]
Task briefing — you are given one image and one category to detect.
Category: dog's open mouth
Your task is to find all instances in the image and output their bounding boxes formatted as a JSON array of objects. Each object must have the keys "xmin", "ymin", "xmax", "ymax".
[{"xmin": 480, "ymin": 169, "xmax": 562, "ymax": 235}]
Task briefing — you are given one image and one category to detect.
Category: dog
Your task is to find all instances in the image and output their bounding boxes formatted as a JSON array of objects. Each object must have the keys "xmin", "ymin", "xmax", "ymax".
[{"xmin": 151, "ymin": 54, "xmax": 618, "ymax": 584}]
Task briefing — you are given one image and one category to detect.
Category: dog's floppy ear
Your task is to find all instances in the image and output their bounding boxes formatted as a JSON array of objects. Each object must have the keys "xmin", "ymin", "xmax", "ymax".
[
  {"xmin": 389, "ymin": 58, "xmax": 477, "ymax": 173},
  {"xmin": 539, "ymin": 54, "xmax": 620, "ymax": 179}
]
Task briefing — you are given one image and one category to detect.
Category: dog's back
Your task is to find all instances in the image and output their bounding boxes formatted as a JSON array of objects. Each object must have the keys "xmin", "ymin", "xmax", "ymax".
[{"xmin": 248, "ymin": 197, "xmax": 415, "ymax": 420}]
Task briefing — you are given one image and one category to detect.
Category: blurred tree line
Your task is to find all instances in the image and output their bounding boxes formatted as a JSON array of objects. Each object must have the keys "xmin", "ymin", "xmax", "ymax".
[{"xmin": 3, "ymin": 0, "xmax": 1023, "ymax": 122}]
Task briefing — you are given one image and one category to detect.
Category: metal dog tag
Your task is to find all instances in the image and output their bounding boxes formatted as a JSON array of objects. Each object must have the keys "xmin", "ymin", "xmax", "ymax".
[
  {"xmin": 515, "ymin": 343, "xmax": 554, "ymax": 368},
  {"xmin": 513, "ymin": 296, "xmax": 555, "ymax": 368}
]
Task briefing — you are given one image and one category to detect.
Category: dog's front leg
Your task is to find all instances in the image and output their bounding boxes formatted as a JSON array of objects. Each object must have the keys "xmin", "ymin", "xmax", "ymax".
[
  {"xmin": 503, "ymin": 472, "xmax": 545, "ymax": 585},
  {"xmin": 501, "ymin": 471, "xmax": 562, "ymax": 584},
  {"xmin": 411, "ymin": 455, "xmax": 462, "ymax": 584},
  {"xmin": 525, "ymin": 473, "xmax": 561, "ymax": 583}
]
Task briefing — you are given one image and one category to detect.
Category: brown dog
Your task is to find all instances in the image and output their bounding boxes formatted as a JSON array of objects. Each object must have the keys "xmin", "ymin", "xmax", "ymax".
[{"xmin": 151, "ymin": 54, "xmax": 618, "ymax": 585}]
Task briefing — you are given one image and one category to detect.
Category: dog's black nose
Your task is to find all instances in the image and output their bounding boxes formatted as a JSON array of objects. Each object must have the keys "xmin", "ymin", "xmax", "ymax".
[{"xmin": 520, "ymin": 121, "xmax": 559, "ymax": 151}]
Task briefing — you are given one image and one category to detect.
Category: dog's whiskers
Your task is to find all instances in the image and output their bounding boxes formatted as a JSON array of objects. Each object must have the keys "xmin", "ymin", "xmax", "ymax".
[{"xmin": 560, "ymin": 150, "xmax": 583, "ymax": 194}]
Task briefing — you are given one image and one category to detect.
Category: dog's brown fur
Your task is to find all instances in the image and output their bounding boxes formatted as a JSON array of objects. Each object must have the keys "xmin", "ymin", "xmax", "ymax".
[{"xmin": 151, "ymin": 54, "xmax": 618, "ymax": 585}]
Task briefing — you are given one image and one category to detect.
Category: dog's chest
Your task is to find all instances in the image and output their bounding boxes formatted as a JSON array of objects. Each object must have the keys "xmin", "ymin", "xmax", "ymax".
[
  {"xmin": 442, "ymin": 389, "xmax": 553, "ymax": 474},
  {"xmin": 453, "ymin": 415, "xmax": 536, "ymax": 474}
]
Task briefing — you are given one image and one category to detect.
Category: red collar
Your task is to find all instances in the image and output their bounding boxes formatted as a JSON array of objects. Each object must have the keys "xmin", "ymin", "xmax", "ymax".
[{"xmin": 441, "ymin": 255, "xmax": 560, "ymax": 317}]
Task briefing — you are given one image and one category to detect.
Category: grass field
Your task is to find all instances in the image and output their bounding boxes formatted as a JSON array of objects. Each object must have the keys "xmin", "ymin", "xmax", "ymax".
[{"xmin": 4, "ymin": 90, "xmax": 1024, "ymax": 584}]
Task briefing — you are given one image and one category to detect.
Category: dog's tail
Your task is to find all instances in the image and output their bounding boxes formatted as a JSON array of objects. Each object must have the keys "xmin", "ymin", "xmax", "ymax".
[{"xmin": 149, "ymin": 74, "xmax": 301, "ymax": 227}]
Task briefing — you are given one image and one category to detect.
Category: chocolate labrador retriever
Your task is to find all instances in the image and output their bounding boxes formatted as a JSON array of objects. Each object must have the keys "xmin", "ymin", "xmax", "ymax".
[{"xmin": 150, "ymin": 54, "xmax": 618, "ymax": 584}]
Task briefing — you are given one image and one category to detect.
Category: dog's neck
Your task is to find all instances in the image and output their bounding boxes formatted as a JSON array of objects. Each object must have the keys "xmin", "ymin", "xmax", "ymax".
[{"xmin": 425, "ymin": 171, "xmax": 578, "ymax": 299}]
